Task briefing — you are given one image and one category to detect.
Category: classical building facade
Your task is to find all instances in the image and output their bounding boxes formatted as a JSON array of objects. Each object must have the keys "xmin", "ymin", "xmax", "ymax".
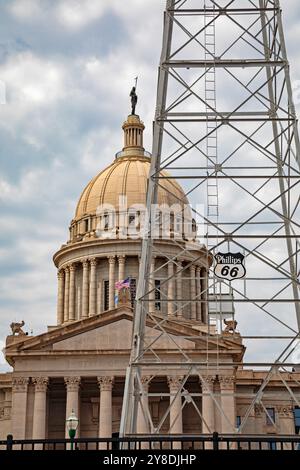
[{"xmin": 0, "ymin": 113, "xmax": 299, "ymax": 442}]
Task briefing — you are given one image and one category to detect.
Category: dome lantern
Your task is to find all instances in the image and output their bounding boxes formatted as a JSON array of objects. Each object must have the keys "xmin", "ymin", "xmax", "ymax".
[{"xmin": 121, "ymin": 114, "xmax": 145, "ymax": 157}]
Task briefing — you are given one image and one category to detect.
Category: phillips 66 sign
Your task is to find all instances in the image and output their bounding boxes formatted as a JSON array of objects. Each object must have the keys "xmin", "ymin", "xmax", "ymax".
[{"xmin": 214, "ymin": 252, "xmax": 246, "ymax": 281}]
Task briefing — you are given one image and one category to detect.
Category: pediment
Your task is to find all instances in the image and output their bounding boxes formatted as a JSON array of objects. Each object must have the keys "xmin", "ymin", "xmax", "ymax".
[{"xmin": 5, "ymin": 307, "xmax": 245, "ymax": 360}]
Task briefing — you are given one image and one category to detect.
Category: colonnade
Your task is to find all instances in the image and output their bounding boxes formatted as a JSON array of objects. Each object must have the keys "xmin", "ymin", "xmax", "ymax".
[
  {"xmin": 10, "ymin": 374, "xmax": 237, "ymax": 441},
  {"xmin": 57, "ymin": 256, "xmax": 209, "ymax": 325},
  {"xmin": 57, "ymin": 256, "xmax": 126, "ymax": 325}
]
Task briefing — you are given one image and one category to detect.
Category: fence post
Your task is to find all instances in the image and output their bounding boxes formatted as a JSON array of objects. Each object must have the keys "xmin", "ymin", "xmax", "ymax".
[
  {"xmin": 212, "ymin": 432, "xmax": 219, "ymax": 451},
  {"xmin": 6, "ymin": 434, "xmax": 13, "ymax": 451}
]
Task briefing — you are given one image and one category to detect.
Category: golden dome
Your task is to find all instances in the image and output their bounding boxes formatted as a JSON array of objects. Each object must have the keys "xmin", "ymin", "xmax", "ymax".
[
  {"xmin": 75, "ymin": 156, "xmax": 188, "ymax": 220},
  {"xmin": 75, "ymin": 115, "xmax": 188, "ymax": 220}
]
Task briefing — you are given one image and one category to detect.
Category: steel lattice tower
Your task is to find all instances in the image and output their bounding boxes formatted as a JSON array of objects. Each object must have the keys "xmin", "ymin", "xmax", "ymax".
[{"xmin": 120, "ymin": 0, "xmax": 300, "ymax": 437}]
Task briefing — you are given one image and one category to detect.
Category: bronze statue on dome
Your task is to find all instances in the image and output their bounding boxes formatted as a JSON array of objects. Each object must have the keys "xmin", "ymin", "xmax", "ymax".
[{"xmin": 130, "ymin": 77, "xmax": 138, "ymax": 115}]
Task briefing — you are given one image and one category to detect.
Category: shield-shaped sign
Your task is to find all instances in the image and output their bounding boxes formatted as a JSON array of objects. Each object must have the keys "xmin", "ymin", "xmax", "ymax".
[{"xmin": 214, "ymin": 252, "xmax": 246, "ymax": 281}]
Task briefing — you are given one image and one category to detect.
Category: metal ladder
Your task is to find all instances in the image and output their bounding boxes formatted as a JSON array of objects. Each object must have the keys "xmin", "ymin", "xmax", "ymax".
[
  {"xmin": 205, "ymin": 3, "xmax": 219, "ymax": 238},
  {"xmin": 204, "ymin": 2, "xmax": 222, "ymax": 331}
]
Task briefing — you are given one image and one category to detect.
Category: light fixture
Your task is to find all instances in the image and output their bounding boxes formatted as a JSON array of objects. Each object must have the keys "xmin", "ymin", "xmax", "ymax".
[{"xmin": 66, "ymin": 410, "xmax": 79, "ymax": 450}]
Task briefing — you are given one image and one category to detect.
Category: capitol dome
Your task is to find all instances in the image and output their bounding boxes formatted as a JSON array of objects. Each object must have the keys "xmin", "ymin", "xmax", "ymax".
[
  {"xmin": 69, "ymin": 114, "xmax": 192, "ymax": 243},
  {"xmin": 75, "ymin": 115, "xmax": 188, "ymax": 219},
  {"xmin": 53, "ymin": 111, "xmax": 209, "ymax": 325}
]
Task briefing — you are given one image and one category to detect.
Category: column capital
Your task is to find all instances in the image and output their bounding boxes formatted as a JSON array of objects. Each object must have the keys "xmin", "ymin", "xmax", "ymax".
[
  {"xmin": 82, "ymin": 259, "xmax": 89, "ymax": 269},
  {"xmin": 64, "ymin": 376, "xmax": 81, "ymax": 391},
  {"xmin": 12, "ymin": 377, "xmax": 30, "ymax": 392},
  {"xmin": 141, "ymin": 376, "xmax": 152, "ymax": 385},
  {"xmin": 200, "ymin": 375, "xmax": 216, "ymax": 389},
  {"xmin": 219, "ymin": 375, "xmax": 235, "ymax": 390},
  {"xmin": 167, "ymin": 376, "xmax": 183, "ymax": 392},
  {"xmin": 276, "ymin": 404, "xmax": 294, "ymax": 418},
  {"xmin": 108, "ymin": 256, "xmax": 116, "ymax": 265},
  {"xmin": 90, "ymin": 257, "xmax": 97, "ymax": 267},
  {"xmin": 32, "ymin": 377, "xmax": 49, "ymax": 392},
  {"xmin": 190, "ymin": 264, "xmax": 196, "ymax": 273},
  {"xmin": 254, "ymin": 404, "xmax": 264, "ymax": 416},
  {"xmin": 140, "ymin": 376, "xmax": 152, "ymax": 391},
  {"xmin": 69, "ymin": 263, "xmax": 76, "ymax": 272},
  {"xmin": 57, "ymin": 269, "xmax": 65, "ymax": 280},
  {"xmin": 64, "ymin": 265, "xmax": 70, "ymax": 274},
  {"xmin": 117, "ymin": 255, "xmax": 126, "ymax": 263},
  {"xmin": 196, "ymin": 266, "xmax": 201, "ymax": 275},
  {"xmin": 97, "ymin": 376, "xmax": 114, "ymax": 391}
]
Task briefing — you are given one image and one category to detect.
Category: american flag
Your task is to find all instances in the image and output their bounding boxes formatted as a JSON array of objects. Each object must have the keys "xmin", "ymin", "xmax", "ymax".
[{"xmin": 115, "ymin": 277, "xmax": 131, "ymax": 290}]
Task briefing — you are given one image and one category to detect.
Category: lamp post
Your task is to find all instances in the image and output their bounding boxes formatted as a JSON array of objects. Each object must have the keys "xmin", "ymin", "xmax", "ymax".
[{"xmin": 66, "ymin": 410, "xmax": 79, "ymax": 450}]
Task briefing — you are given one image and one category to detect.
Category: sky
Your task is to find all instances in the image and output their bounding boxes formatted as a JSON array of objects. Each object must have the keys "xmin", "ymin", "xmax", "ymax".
[{"xmin": 0, "ymin": 0, "xmax": 300, "ymax": 372}]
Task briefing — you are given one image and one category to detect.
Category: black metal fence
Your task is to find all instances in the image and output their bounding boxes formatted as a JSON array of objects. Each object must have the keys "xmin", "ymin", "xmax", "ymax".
[{"xmin": 1, "ymin": 432, "xmax": 300, "ymax": 451}]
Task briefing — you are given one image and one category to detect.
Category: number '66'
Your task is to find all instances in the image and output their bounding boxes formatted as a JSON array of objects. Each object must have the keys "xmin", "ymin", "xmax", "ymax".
[{"xmin": 221, "ymin": 265, "xmax": 239, "ymax": 277}]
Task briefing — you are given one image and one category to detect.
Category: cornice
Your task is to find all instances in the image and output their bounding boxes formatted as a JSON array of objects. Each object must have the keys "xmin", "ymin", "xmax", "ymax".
[{"xmin": 53, "ymin": 237, "xmax": 209, "ymax": 267}]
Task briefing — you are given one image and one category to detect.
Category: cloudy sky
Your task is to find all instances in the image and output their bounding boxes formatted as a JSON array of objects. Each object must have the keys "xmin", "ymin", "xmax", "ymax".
[{"xmin": 0, "ymin": 0, "xmax": 300, "ymax": 372}]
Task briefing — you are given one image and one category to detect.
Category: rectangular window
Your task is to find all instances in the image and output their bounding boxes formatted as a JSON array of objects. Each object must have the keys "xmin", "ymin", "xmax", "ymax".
[
  {"xmin": 294, "ymin": 407, "xmax": 300, "ymax": 434},
  {"xmin": 155, "ymin": 279, "xmax": 161, "ymax": 311},
  {"xmin": 236, "ymin": 416, "xmax": 241, "ymax": 429},
  {"xmin": 175, "ymin": 215, "xmax": 182, "ymax": 234},
  {"xmin": 130, "ymin": 279, "xmax": 136, "ymax": 309},
  {"xmin": 128, "ymin": 214, "xmax": 135, "ymax": 225},
  {"xmin": 84, "ymin": 219, "xmax": 89, "ymax": 232},
  {"xmin": 266, "ymin": 407, "xmax": 276, "ymax": 426},
  {"xmin": 104, "ymin": 214, "xmax": 109, "ymax": 229},
  {"xmin": 104, "ymin": 280, "xmax": 109, "ymax": 311}
]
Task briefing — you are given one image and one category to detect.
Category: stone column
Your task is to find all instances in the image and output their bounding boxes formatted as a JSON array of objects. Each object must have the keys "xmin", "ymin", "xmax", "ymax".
[
  {"xmin": 77, "ymin": 285, "xmax": 81, "ymax": 319},
  {"xmin": 118, "ymin": 255, "xmax": 126, "ymax": 281},
  {"xmin": 11, "ymin": 377, "xmax": 29, "ymax": 440},
  {"xmin": 167, "ymin": 261, "xmax": 175, "ymax": 317},
  {"xmin": 98, "ymin": 376, "xmax": 114, "ymax": 449},
  {"xmin": 69, "ymin": 264, "xmax": 76, "ymax": 322},
  {"xmin": 176, "ymin": 261, "xmax": 183, "ymax": 318},
  {"xmin": 137, "ymin": 377, "xmax": 151, "ymax": 435},
  {"xmin": 201, "ymin": 268, "xmax": 208, "ymax": 323},
  {"xmin": 149, "ymin": 257, "xmax": 156, "ymax": 313},
  {"xmin": 108, "ymin": 256, "xmax": 116, "ymax": 310},
  {"xmin": 64, "ymin": 377, "xmax": 81, "ymax": 439},
  {"xmin": 254, "ymin": 404, "xmax": 264, "ymax": 435},
  {"xmin": 89, "ymin": 258, "xmax": 97, "ymax": 316},
  {"xmin": 57, "ymin": 270, "xmax": 65, "ymax": 325},
  {"xmin": 196, "ymin": 267, "xmax": 202, "ymax": 321},
  {"xmin": 63, "ymin": 266, "xmax": 70, "ymax": 323},
  {"xmin": 82, "ymin": 259, "xmax": 89, "ymax": 318},
  {"xmin": 168, "ymin": 376, "xmax": 183, "ymax": 449},
  {"xmin": 32, "ymin": 377, "xmax": 49, "ymax": 443},
  {"xmin": 219, "ymin": 375, "xmax": 236, "ymax": 434},
  {"xmin": 190, "ymin": 265, "xmax": 197, "ymax": 320},
  {"xmin": 201, "ymin": 375, "xmax": 215, "ymax": 434},
  {"xmin": 97, "ymin": 279, "xmax": 102, "ymax": 315},
  {"xmin": 277, "ymin": 405, "xmax": 295, "ymax": 436}
]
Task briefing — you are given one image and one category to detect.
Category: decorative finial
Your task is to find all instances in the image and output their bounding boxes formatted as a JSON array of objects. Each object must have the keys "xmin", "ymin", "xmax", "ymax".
[{"xmin": 130, "ymin": 77, "xmax": 138, "ymax": 115}]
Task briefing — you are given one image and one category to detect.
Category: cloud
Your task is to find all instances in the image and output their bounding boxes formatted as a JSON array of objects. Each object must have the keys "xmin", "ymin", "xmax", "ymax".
[
  {"xmin": 0, "ymin": 168, "xmax": 45, "ymax": 202},
  {"xmin": 8, "ymin": 0, "xmax": 44, "ymax": 21},
  {"xmin": 0, "ymin": 51, "xmax": 65, "ymax": 106},
  {"xmin": 55, "ymin": 0, "xmax": 107, "ymax": 30}
]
